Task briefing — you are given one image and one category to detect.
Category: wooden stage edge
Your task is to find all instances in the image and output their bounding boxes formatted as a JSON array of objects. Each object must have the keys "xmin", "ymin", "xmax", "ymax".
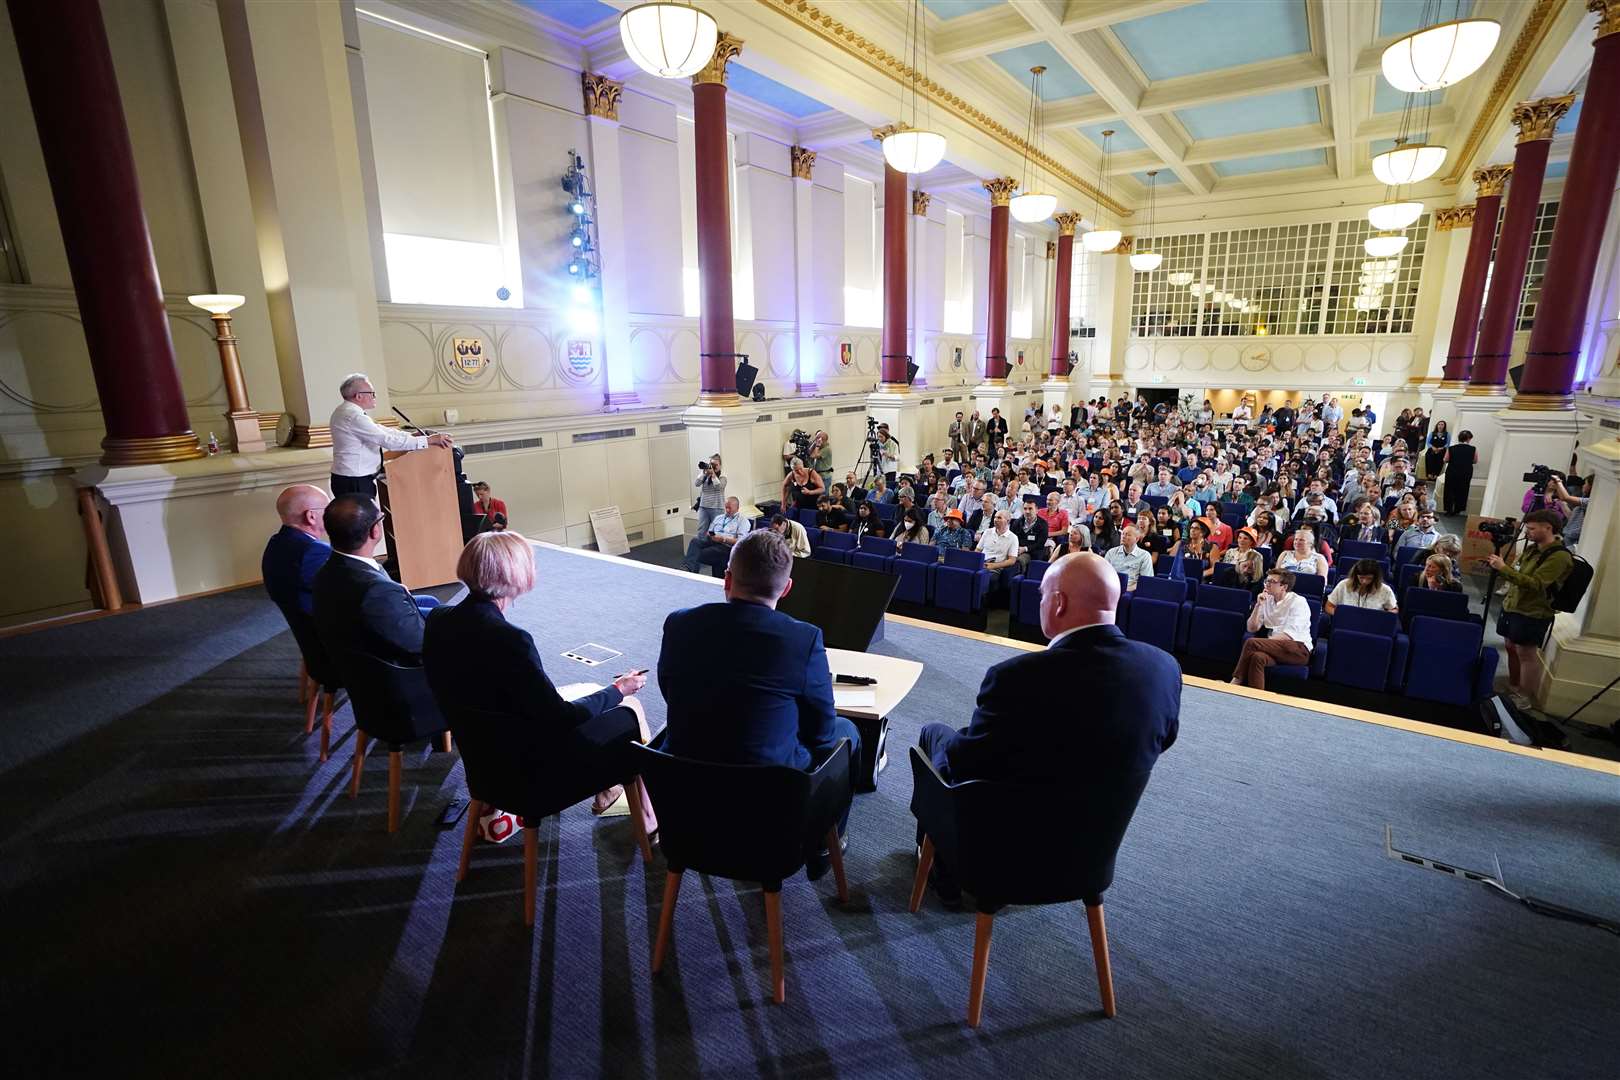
[{"xmin": 535, "ymin": 541, "xmax": 1620, "ymax": 779}]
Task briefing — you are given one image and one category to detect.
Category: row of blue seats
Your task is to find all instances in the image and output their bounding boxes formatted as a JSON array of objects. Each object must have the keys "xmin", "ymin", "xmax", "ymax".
[
  {"xmin": 810, "ymin": 533, "xmax": 994, "ymax": 614},
  {"xmin": 1011, "ymin": 566, "xmax": 1494, "ymax": 708}
]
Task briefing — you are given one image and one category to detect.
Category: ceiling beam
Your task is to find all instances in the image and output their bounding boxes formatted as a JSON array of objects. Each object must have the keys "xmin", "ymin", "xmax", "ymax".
[
  {"xmin": 793, "ymin": 114, "xmax": 878, "ymax": 150},
  {"xmin": 931, "ymin": 6, "xmax": 1043, "ymax": 63},
  {"xmin": 1179, "ymin": 124, "xmax": 1338, "ymax": 167},
  {"xmin": 1354, "ymin": 106, "xmax": 1457, "ymax": 140},
  {"xmin": 1314, "ymin": 0, "xmax": 1358, "ymax": 181},
  {"xmin": 1040, "ymin": 93, "xmax": 1115, "ymax": 128},
  {"xmin": 1135, "ymin": 54, "xmax": 1330, "ymax": 116},
  {"xmin": 1007, "ymin": 0, "xmax": 1206, "ymax": 196}
]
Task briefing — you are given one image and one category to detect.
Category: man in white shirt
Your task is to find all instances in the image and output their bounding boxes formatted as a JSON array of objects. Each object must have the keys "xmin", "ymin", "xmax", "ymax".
[
  {"xmin": 682, "ymin": 496, "xmax": 749, "ymax": 575},
  {"xmin": 329, "ymin": 373, "xmax": 452, "ymax": 498},
  {"xmin": 1103, "ymin": 524, "xmax": 1154, "ymax": 590},
  {"xmin": 1230, "ymin": 569, "xmax": 1314, "ymax": 690},
  {"xmin": 977, "ymin": 510, "xmax": 1021, "ymax": 590}
]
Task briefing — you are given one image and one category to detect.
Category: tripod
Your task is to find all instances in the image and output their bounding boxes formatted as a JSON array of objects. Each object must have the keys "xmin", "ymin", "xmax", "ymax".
[{"xmin": 852, "ymin": 421, "xmax": 885, "ymax": 491}]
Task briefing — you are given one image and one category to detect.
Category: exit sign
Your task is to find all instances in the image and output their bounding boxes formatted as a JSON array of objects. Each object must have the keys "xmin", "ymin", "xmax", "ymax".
[{"xmin": 1351, "ymin": 377, "xmax": 1368, "ymax": 386}]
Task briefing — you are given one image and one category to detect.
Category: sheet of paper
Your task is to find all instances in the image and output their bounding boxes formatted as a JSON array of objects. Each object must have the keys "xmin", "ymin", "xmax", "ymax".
[
  {"xmin": 557, "ymin": 682, "xmax": 605, "ymax": 702},
  {"xmin": 833, "ymin": 687, "xmax": 877, "ymax": 709}
]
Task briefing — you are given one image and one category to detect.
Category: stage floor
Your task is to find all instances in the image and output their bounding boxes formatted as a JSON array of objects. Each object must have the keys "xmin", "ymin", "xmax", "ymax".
[{"xmin": 0, "ymin": 543, "xmax": 1616, "ymax": 1078}]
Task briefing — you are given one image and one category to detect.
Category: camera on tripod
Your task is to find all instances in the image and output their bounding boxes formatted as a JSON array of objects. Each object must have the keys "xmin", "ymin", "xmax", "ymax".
[
  {"xmin": 1522, "ymin": 463, "xmax": 1555, "ymax": 494},
  {"xmin": 1479, "ymin": 516, "xmax": 1519, "ymax": 548},
  {"xmin": 788, "ymin": 429, "xmax": 813, "ymax": 462}
]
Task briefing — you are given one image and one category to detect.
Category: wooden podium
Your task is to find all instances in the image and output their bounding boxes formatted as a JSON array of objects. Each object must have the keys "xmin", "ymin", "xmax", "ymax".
[{"xmin": 379, "ymin": 446, "xmax": 462, "ymax": 589}]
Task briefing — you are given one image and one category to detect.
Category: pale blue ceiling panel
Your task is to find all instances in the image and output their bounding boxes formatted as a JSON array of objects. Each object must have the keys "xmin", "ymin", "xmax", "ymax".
[
  {"xmin": 519, "ymin": 0, "xmax": 617, "ymax": 30},
  {"xmin": 1373, "ymin": 80, "xmax": 1410, "ymax": 114},
  {"xmin": 922, "ymin": 0, "xmax": 1005, "ymax": 19},
  {"xmin": 987, "ymin": 41, "xmax": 1093, "ymax": 98},
  {"xmin": 1079, "ymin": 123, "xmax": 1147, "ymax": 151},
  {"xmin": 1176, "ymin": 88, "xmax": 1321, "ymax": 140},
  {"xmin": 1112, "ymin": 0, "xmax": 1310, "ymax": 81},
  {"xmin": 1213, "ymin": 148, "xmax": 1325, "ymax": 177},
  {"xmin": 725, "ymin": 64, "xmax": 830, "ymax": 118},
  {"xmin": 1544, "ymin": 160, "xmax": 1568, "ymax": 179},
  {"xmin": 1557, "ymin": 97, "xmax": 1582, "ymax": 134},
  {"xmin": 1378, "ymin": 0, "xmax": 1476, "ymax": 39}
]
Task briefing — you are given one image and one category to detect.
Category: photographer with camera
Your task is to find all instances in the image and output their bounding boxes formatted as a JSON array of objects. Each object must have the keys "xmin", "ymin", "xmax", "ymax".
[
  {"xmin": 1485, "ymin": 509, "xmax": 1574, "ymax": 710},
  {"xmin": 694, "ymin": 454, "xmax": 727, "ymax": 538},
  {"xmin": 1547, "ymin": 474, "xmax": 1589, "ymax": 547},
  {"xmin": 875, "ymin": 422, "xmax": 900, "ymax": 487}
]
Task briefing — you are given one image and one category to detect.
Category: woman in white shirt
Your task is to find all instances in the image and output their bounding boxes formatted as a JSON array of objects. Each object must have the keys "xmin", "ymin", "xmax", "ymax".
[
  {"xmin": 1277, "ymin": 528, "xmax": 1329, "ymax": 578},
  {"xmin": 1325, "ymin": 559, "xmax": 1398, "ymax": 615}
]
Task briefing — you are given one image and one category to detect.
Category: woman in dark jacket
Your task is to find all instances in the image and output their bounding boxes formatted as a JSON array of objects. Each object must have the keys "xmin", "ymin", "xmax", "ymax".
[
  {"xmin": 423, "ymin": 532, "xmax": 655, "ymax": 833},
  {"xmin": 1424, "ymin": 420, "xmax": 1451, "ymax": 479},
  {"xmin": 1442, "ymin": 430, "xmax": 1477, "ymax": 516}
]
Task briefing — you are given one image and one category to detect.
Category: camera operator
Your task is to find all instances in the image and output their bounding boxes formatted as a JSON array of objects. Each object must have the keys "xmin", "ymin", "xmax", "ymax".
[
  {"xmin": 875, "ymin": 422, "xmax": 900, "ymax": 487},
  {"xmin": 1485, "ymin": 509, "xmax": 1574, "ymax": 710},
  {"xmin": 1547, "ymin": 474, "xmax": 1589, "ymax": 547},
  {"xmin": 809, "ymin": 430, "xmax": 833, "ymax": 491},
  {"xmin": 694, "ymin": 454, "xmax": 727, "ymax": 537}
]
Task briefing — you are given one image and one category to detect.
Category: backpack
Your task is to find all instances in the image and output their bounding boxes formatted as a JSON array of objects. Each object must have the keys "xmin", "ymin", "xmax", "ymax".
[{"xmin": 1547, "ymin": 552, "xmax": 1593, "ymax": 613}]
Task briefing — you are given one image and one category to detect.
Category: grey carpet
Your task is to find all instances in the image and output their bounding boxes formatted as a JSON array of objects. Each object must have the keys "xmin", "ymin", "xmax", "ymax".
[{"xmin": 0, "ymin": 545, "xmax": 1616, "ymax": 1078}]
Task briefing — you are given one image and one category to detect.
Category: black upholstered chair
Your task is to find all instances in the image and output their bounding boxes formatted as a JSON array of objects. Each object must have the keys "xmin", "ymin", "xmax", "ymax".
[
  {"xmin": 906, "ymin": 746, "xmax": 1151, "ymax": 1028},
  {"xmin": 339, "ymin": 650, "xmax": 451, "ymax": 833},
  {"xmin": 445, "ymin": 705, "xmax": 654, "ymax": 926},
  {"xmin": 634, "ymin": 738, "xmax": 853, "ymax": 1005},
  {"xmin": 278, "ymin": 606, "xmax": 342, "ymax": 762}
]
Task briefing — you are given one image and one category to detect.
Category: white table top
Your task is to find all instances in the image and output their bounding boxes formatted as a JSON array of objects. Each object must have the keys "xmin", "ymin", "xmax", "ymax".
[{"xmin": 826, "ymin": 648, "xmax": 924, "ymax": 721}]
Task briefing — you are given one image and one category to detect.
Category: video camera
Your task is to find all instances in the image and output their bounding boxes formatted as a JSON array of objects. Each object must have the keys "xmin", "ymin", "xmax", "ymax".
[
  {"xmin": 1522, "ymin": 463, "xmax": 1556, "ymax": 494},
  {"xmin": 788, "ymin": 428, "xmax": 813, "ymax": 462},
  {"xmin": 1479, "ymin": 516, "xmax": 1519, "ymax": 548}
]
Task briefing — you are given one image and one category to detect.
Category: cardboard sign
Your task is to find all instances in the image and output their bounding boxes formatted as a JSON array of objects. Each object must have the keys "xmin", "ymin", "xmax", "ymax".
[
  {"xmin": 588, "ymin": 505, "xmax": 631, "ymax": 556},
  {"xmin": 1461, "ymin": 514, "xmax": 1506, "ymax": 576}
]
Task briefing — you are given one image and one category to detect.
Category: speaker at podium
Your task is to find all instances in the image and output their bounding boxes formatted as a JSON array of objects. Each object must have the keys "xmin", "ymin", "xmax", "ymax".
[{"xmin": 379, "ymin": 446, "xmax": 464, "ymax": 590}]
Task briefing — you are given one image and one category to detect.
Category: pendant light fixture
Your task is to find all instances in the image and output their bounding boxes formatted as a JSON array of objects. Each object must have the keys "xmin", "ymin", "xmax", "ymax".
[
  {"xmin": 1129, "ymin": 170, "xmax": 1162, "ymax": 271},
  {"xmin": 881, "ymin": 0, "xmax": 947, "ymax": 174},
  {"xmin": 1009, "ymin": 66, "xmax": 1057, "ymax": 222},
  {"xmin": 1368, "ymin": 200, "xmax": 1424, "ymax": 230},
  {"xmin": 1381, "ymin": 0, "xmax": 1500, "ymax": 93},
  {"xmin": 619, "ymin": 2, "xmax": 719, "ymax": 80},
  {"xmin": 1081, "ymin": 131, "xmax": 1123, "ymax": 253},
  {"xmin": 1364, "ymin": 231, "xmax": 1410, "ymax": 258},
  {"xmin": 1168, "ymin": 272, "xmax": 1194, "ymax": 287},
  {"xmin": 1372, "ymin": 139, "xmax": 1447, "ymax": 186}
]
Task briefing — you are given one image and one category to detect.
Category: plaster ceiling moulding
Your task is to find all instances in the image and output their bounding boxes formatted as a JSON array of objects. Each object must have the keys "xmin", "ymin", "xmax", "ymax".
[
  {"xmin": 1441, "ymin": 0, "xmax": 1568, "ymax": 184},
  {"xmin": 751, "ymin": 0, "xmax": 1131, "ymax": 218}
]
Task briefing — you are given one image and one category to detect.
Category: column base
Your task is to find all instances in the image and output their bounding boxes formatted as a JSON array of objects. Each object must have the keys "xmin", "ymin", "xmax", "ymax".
[
  {"xmin": 796, "ymin": 382, "xmax": 819, "ymax": 396},
  {"xmin": 288, "ymin": 424, "xmax": 333, "ymax": 449},
  {"xmin": 1475, "ymin": 405, "xmax": 1581, "ymax": 519},
  {"xmin": 1509, "ymin": 392, "xmax": 1575, "ymax": 411},
  {"xmin": 697, "ymin": 389, "xmax": 742, "ymax": 407},
  {"xmin": 1541, "ymin": 621, "xmax": 1620, "ymax": 725},
  {"xmin": 865, "ymin": 389, "xmax": 922, "ymax": 472},
  {"xmin": 101, "ymin": 432, "xmax": 206, "ymax": 466},
  {"xmin": 228, "ymin": 411, "xmax": 268, "ymax": 454},
  {"xmin": 1463, "ymin": 382, "xmax": 1508, "ymax": 396},
  {"xmin": 606, "ymin": 390, "xmax": 641, "ymax": 408}
]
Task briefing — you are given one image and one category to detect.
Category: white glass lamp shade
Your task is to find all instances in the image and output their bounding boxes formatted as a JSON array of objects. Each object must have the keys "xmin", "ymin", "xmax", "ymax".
[
  {"xmin": 620, "ymin": 3, "xmax": 719, "ymax": 79},
  {"xmin": 1130, "ymin": 251, "xmax": 1163, "ymax": 272},
  {"xmin": 1210, "ymin": 290, "xmax": 1226, "ymax": 303},
  {"xmin": 1364, "ymin": 231, "xmax": 1410, "ymax": 258},
  {"xmin": 1227, "ymin": 297, "xmax": 1243, "ymax": 310},
  {"xmin": 188, "ymin": 293, "xmax": 245, "ymax": 315},
  {"xmin": 882, "ymin": 128, "xmax": 947, "ymax": 174},
  {"xmin": 1372, "ymin": 143, "xmax": 1447, "ymax": 186},
  {"xmin": 1381, "ymin": 19, "xmax": 1500, "ymax": 93},
  {"xmin": 1168, "ymin": 271, "xmax": 1194, "ymax": 287},
  {"xmin": 1368, "ymin": 201, "xmax": 1424, "ymax": 231},
  {"xmin": 1361, "ymin": 258, "xmax": 1400, "ymax": 273},
  {"xmin": 1009, "ymin": 191, "xmax": 1057, "ymax": 223},
  {"xmin": 1358, "ymin": 283, "xmax": 1386, "ymax": 298},
  {"xmin": 1082, "ymin": 228, "xmax": 1122, "ymax": 253}
]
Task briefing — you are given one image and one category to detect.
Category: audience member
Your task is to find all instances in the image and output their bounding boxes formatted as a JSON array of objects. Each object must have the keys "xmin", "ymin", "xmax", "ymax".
[
  {"xmin": 682, "ymin": 496, "xmax": 749, "ymax": 575},
  {"xmin": 263, "ymin": 484, "xmax": 331, "ymax": 616},
  {"xmin": 1325, "ymin": 559, "xmax": 1397, "ymax": 614},
  {"xmin": 1419, "ymin": 554, "xmax": 1464, "ymax": 592},
  {"xmin": 769, "ymin": 513, "xmax": 812, "ymax": 557},
  {"xmin": 1277, "ymin": 528, "xmax": 1328, "ymax": 578},
  {"xmin": 1105, "ymin": 524, "xmax": 1153, "ymax": 591},
  {"xmin": 933, "ymin": 509, "xmax": 973, "ymax": 553},
  {"xmin": 1231, "ymin": 570, "xmax": 1313, "ymax": 690},
  {"xmin": 978, "ymin": 511, "xmax": 1022, "ymax": 590}
]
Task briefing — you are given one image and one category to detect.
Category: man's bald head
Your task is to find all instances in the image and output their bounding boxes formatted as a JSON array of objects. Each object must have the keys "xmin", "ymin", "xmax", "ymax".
[
  {"xmin": 276, "ymin": 485, "xmax": 330, "ymax": 536},
  {"xmin": 1038, "ymin": 552, "xmax": 1119, "ymax": 639}
]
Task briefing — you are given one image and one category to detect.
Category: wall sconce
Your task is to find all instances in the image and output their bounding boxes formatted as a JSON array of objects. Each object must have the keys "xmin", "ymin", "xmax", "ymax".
[{"xmin": 188, "ymin": 294, "xmax": 266, "ymax": 454}]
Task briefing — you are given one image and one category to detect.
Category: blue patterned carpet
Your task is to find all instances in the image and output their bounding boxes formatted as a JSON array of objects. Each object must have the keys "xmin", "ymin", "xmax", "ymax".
[{"xmin": 0, "ymin": 544, "xmax": 1615, "ymax": 1078}]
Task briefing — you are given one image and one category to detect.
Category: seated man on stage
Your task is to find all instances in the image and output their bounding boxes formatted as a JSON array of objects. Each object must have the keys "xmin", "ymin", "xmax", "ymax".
[
  {"xmin": 657, "ymin": 530, "xmax": 861, "ymax": 871},
  {"xmin": 914, "ymin": 552, "xmax": 1180, "ymax": 904},
  {"xmin": 681, "ymin": 495, "xmax": 749, "ymax": 575},
  {"xmin": 311, "ymin": 495, "xmax": 435, "ymax": 666},
  {"xmin": 262, "ymin": 484, "xmax": 331, "ymax": 616}
]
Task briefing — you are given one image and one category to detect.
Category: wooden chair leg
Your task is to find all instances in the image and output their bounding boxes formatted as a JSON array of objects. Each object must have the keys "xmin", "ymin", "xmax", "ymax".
[
  {"xmin": 348, "ymin": 731, "xmax": 369, "ymax": 799},
  {"xmin": 967, "ymin": 912, "xmax": 994, "ymax": 1028},
  {"xmin": 386, "ymin": 751, "xmax": 403, "ymax": 833},
  {"xmin": 439, "ymin": 732, "xmax": 453, "ymax": 754},
  {"xmin": 456, "ymin": 799, "xmax": 482, "ymax": 882},
  {"xmin": 298, "ymin": 660, "xmax": 309, "ymax": 706},
  {"xmin": 1086, "ymin": 903, "xmax": 1117, "ymax": 1019},
  {"xmin": 652, "ymin": 870, "xmax": 681, "ymax": 973},
  {"xmin": 522, "ymin": 825, "xmax": 539, "ymax": 927},
  {"xmin": 908, "ymin": 835, "xmax": 934, "ymax": 913},
  {"xmin": 627, "ymin": 776, "xmax": 653, "ymax": 865},
  {"xmin": 826, "ymin": 827, "xmax": 848, "ymax": 903},
  {"xmin": 303, "ymin": 686, "xmax": 319, "ymax": 736},
  {"xmin": 764, "ymin": 888, "xmax": 785, "ymax": 1005},
  {"xmin": 319, "ymin": 692, "xmax": 334, "ymax": 762}
]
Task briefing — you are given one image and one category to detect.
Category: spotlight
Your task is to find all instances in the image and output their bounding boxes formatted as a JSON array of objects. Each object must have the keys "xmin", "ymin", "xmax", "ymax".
[
  {"xmin": 571, "ymin": 201, "xmax": 585, "ymax": 215},
  {"xmin": 568, "ymin": 261, "xmax": 580, "ymax": 275},
  {"xmin": 570, "ymin": 284, "xmax": 591, "ymax": 304},
  {"xmin": 571, "ymin": 233, "xmax": 584, "ymax": 248}
]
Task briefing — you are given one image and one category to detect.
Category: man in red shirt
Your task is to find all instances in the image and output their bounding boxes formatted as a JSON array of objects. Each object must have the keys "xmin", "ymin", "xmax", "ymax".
[{"xmin": 1036, "ymin": 490, "xmax": 1069, "ymax": 541}]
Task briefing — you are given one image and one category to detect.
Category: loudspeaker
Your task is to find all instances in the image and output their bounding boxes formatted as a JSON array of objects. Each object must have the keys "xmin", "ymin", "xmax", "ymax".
[
  {"xmin": 751, "ymin": 382, "xmax": 766, "ymax": 401},
  {"xmin": 905, "ymin": 360, "xmax": 919, "ymax": 386},
  {"xmin": 735, "ymin": 358, "xmax": 758, "ymax": 397}
]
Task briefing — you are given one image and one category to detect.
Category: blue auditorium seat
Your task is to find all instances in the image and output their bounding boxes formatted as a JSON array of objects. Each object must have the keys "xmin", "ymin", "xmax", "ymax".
[
  {"xmin": 1399, "ymin": 587, "xmax": 1471, "ymax": 632},
  {"xmin": 1182, "ymin": 585, "xmax": 1250, "ymax": 664},
  {"xmin": 1320, "ymin": 607, "xmax": 1408, "ymax": 692},
  {"xmin": 892, "ymin": 543, "xmax": 938, "ymax": 604},
  {"xmin": 813, "ymin": 531, "xmax": 855, "ymax": 564},
  {"xmin": 931, "ymin": 548, "xmax": 991, "ymax": 614},
  {"xmin": 1395, "ymin": 562, "xmax": 1423, "ymax": 595},
  {"xmin": 1403, "ymin": 617, "xmax": 1499, "ymax": 706},
  {"xmin": 1009, "ymin": 560, "xmax": 1050, "ymax": 626},
  {"xmin": 850, "ymin": 535, "xmax": 897, "ymax": 575},
  {"xmin": 1338, "ymin": 540, "xmax": 1389, "ymax": 562},
  {"xmin": 1144, "ymin": 495, "xmax": 1169, "ymax": 511},
  {"xmin": 1126, "ymin": 576, "xmax": 1187, "ymax": 654},
  {"xmin": 1290, "ymin": 573, "xmax": 1325, "ymax": 601}
]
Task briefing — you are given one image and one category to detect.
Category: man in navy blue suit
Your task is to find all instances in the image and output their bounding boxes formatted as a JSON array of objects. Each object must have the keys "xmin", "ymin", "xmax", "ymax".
[
  {"xmin": 262, "ymin": 485, "xmax": 331, "ymax": 616},
  {"xmin": 658, "ymin": 529, "xmax": 861, "ymax": 854},
  {"xmin": 916, "ymin": 552, "xmax": 1180, "ymax": 902}
]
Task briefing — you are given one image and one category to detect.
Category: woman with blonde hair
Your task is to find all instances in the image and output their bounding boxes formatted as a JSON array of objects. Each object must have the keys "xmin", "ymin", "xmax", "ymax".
[{"xmin": 422, "ymin": 532, "xmax": 656, "ymax": 835}]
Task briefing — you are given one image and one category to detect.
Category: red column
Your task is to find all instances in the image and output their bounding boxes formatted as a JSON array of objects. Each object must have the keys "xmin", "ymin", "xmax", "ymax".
[
  {"xmin": 8, "ymin": 0, "xmax": 203, "ymax": 465},
  {"xmin": 692, "ymin": 36, "xmax": 743, "ymax": 403},
  {"xmin": 1520, "ymin": 14, "xmax": 1620, "ymax": 403},
  {"xmin": 881, "ymin": 164, "xmax": 909, "ymax": 386},
  {"xmin": 982, "ymin": 179, "xmax": 1017, "ymax": 381},
  {"xmin": 1049, "ymin": 215, "xmax": 1079, "ymax": 376},
  {"xmin": 1469, "ymin": 96, "xmax": 1573, "ymax": 392},
  {"xmin": 1441, "ymin": 166, "xmax": 1509, "ymax": 385}
]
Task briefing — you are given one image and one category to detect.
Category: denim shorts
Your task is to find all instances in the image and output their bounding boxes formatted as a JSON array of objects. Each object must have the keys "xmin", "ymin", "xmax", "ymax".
[{"xmin": 1496, "ymin": 610, "xmax": 1552, "ymax": 647}]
